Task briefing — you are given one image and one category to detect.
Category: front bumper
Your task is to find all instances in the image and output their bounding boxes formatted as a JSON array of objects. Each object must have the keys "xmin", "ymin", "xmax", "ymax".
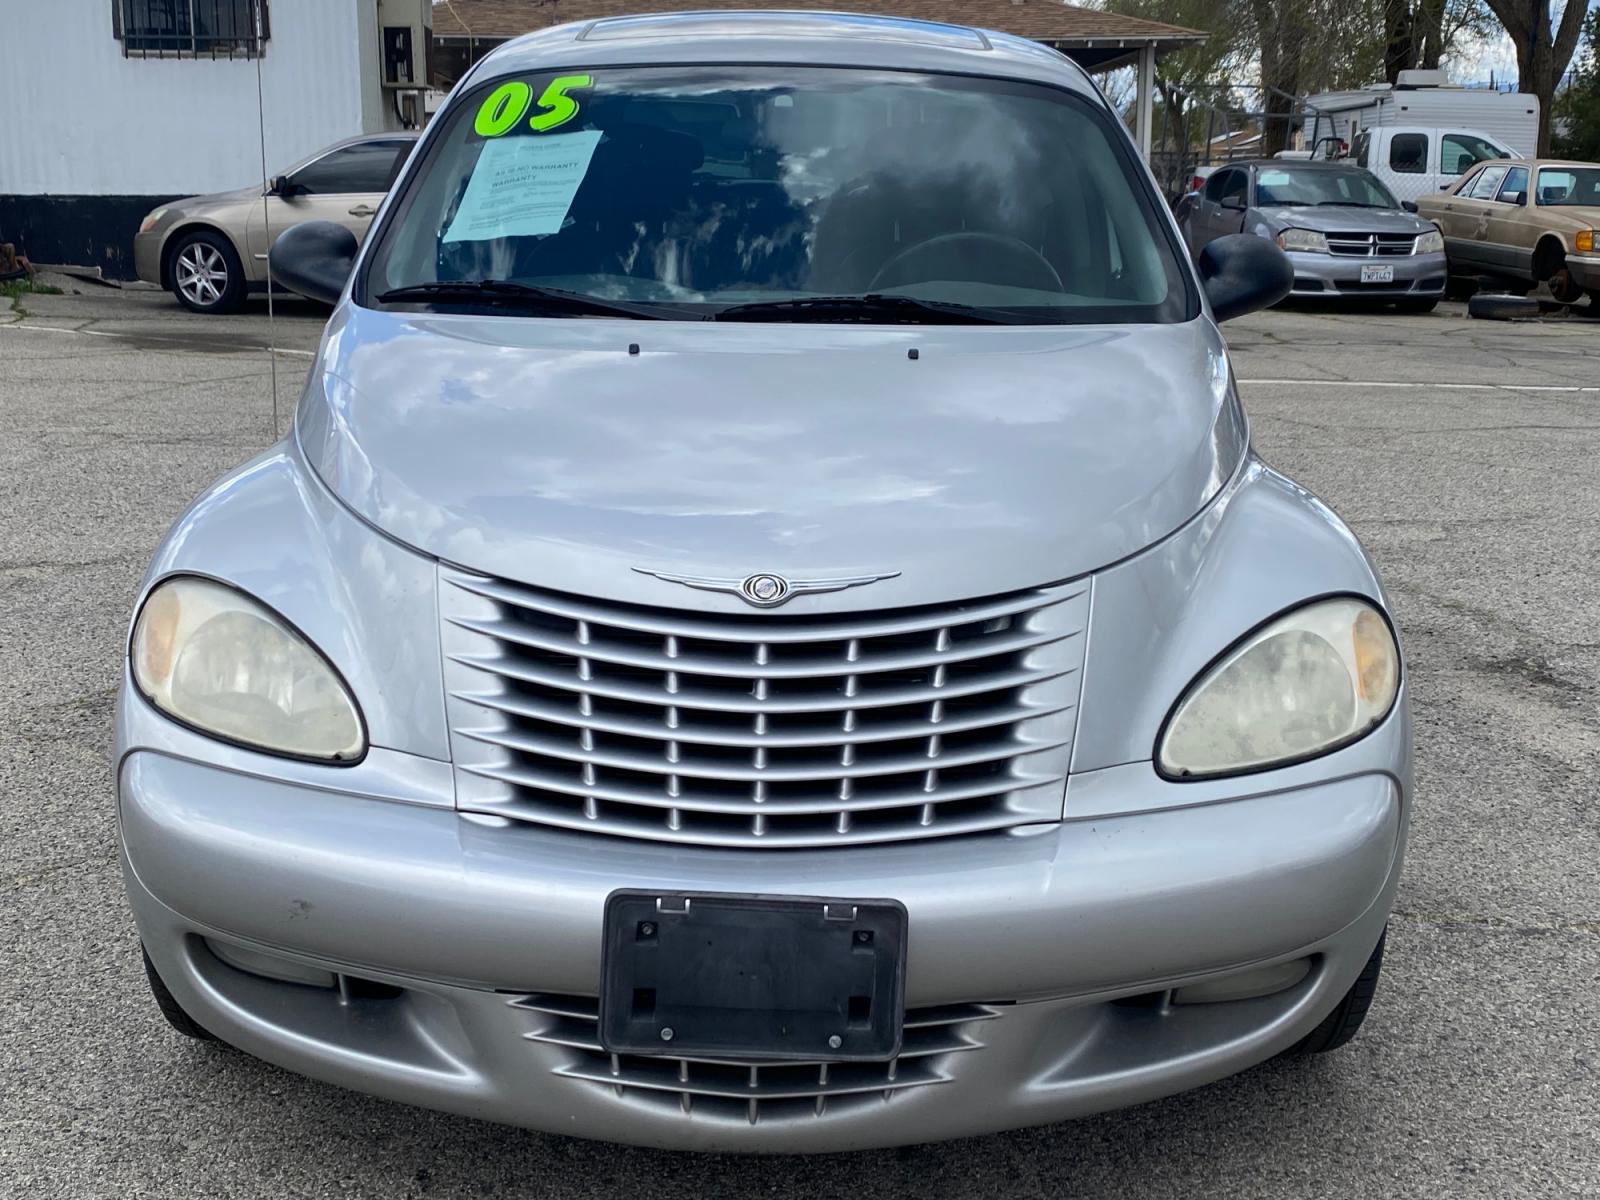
[
  {"xmin": 133, "ymin": 230, "xmax": 164, "ymax": 288},
  {"xmin": 122, "ymin": 713, "xmax": 1408, "ymax": 1150},
  {"xmin": 1285, "ymin": 249, "xmax": 1447, "ymax": 298},
  {"xmin": 1567, "ymin": 255, "xmax": 1600, "ymax": 291}
]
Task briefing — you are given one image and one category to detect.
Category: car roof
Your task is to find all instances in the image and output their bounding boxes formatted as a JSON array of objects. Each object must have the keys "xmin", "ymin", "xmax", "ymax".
[
  {"xmin": 1225, "ymin": 160, "xmax": 1365, "ymax": 171},
  {"xmin": 463, "ymin": 10, "xmax": 1099, "ymax": 99}
]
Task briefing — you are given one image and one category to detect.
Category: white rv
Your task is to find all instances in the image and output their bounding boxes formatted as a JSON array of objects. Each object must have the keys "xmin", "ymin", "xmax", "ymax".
[{"xmin": 1303, "ymin": 70, "xmax": 1539, "ymax": 201}]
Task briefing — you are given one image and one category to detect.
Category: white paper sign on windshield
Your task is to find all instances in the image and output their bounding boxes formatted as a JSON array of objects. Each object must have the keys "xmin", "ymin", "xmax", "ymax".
[{"xmin": 442, "ymin": 130, "xmax": 603, "ymax": 243}]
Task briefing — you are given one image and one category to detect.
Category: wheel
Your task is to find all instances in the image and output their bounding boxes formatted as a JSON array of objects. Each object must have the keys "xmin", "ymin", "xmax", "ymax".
[
  {"xmin": 1288, "ymin": 928, "xmax": 1385, "ymax": 1056},
  {"xmin": 1468, "ymin": 291, "xmax": 1540, "ymax": 321},
  {"xmin": 1395, "ymin": 297, "xmax": 1438, "ymax": 314},
  {"xmin": 142, "ymin": 945, "xmax": 217, "ymax": 1041},
  {"xmin": 167, "ymin": 230, "xmax": 246, "ymax": 314},
  {"xmin": 1534, "ymin": 240, "xmax": 1585, "ymax": 305}
]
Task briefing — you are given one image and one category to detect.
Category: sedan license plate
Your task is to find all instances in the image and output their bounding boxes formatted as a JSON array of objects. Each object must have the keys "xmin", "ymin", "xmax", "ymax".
[
  {"xmin": 1360, "ymin": 264, "xmax": 1396, "ymax": 284},
  {"xmin": 599, "ymin": 891, "xmax": 907, "ymax": 1062}
]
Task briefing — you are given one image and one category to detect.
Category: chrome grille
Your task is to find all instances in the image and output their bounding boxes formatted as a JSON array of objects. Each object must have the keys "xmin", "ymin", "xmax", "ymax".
[
  {"xmin": 1326, "ymin": 232, "xmax": 1418, "ymax": 257},
  {"xmin": 510, "ymin": 992, "xmax": 1002, "ymax": 1123},
  {"xmin": 440, "ymin": 569, "xmax": 1087, "ymax": 848}
]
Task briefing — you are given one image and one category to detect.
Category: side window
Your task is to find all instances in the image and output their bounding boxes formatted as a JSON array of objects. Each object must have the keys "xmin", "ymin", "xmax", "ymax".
[
  {"xmin": 1455, "ymin": 167, "xmax": 1483, "ymax": 196},
  {"xmin": 1218, "ymin": 169, "xmax": 1248, "ymax": 207},
  {"xmin": 291, "ymin": 141, "xmax": 409, "ymax": 195},
  {"xmin": 1203, "ymin": 169, "xmax": 1234, "ymax": 202},
  {"xmin": 1536, "ymin": 169, "xmax": 1576, "ymax": 204},
  {"xmin": 1467, "ymin": 165, "xmax": 1509, "ymax": 200},
  {"xmin": 1441, "ymin": 133, "xmax": 1507, "ymax": 177},
  {"xmin": 1496, "ymin": 166, "xmax": 1529, "ymax": 203},
  {"xmin": 1354, "ymin": 131, "xmax": 1371, "ymax": 169},
  {"xmin": 1388, "ymin": 132, "xmax": 1428, "ymax": 174}
]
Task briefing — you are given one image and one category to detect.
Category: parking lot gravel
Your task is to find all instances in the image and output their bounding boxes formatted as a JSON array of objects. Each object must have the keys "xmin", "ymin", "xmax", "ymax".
[{"xmin": 2, "ymin": 285, "xmax": 1597, "ymax": 1198}]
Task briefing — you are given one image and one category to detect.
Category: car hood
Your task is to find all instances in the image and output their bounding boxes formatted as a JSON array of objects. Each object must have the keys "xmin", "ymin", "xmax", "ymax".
[
  {"xmin": 295, "ymin": 307, "xmax": 1244, "ymax": 610},
  {"xmin": 1261, "ymin": 205, "xmax": 1431, "ymax": 234},
  {"xmin": 172, "ymin": 185, "xmax": 261, "ymax": 213}
]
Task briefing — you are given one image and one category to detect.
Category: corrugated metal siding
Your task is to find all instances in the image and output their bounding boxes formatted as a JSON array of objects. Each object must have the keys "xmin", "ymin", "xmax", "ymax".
[{"xmin": 0, "ymin": 0, "xmax": 371, "ymax": 196}]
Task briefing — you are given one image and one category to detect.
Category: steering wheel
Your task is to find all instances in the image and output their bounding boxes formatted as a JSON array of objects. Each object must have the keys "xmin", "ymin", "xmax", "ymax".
[{"xmin": 868, "ymin": 231, "xmax": 1063, "ymax": 294}]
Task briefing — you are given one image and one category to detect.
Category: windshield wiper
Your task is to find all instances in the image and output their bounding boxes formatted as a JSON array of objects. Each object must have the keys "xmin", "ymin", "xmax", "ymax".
[
  {"xmin": 376, "ymin": 280, "xmax": 700, "ymax": 321},
  {"xmin": 712, "ymin": 293, "xmax": 1032, "ymax": 325},
  {"xmin": 1314, "ymin": 200, "xmax": 1385, "ymax": 208}
]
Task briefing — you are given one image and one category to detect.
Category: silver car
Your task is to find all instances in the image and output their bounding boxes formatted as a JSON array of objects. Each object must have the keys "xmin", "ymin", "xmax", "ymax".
[
  {"xmin": 133, "ymin": 133, "xmax": 417, "ymax": 313},
  {"xmin": 119, "ymin": 12, "xmax": 1410, "ymax": 1152},
  {"xmin": 1180, "ymin": 160, "xmax": 1448, "ymax": 311}
]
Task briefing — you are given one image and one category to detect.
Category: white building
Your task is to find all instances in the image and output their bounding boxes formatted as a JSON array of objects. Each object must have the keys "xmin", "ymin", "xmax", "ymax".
[{"xmin": 0, "ymin": 0, "xmax": 431, "ymax": 277}]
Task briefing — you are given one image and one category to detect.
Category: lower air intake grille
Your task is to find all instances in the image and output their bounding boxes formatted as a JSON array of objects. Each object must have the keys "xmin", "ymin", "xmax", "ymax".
[
  {"xmin": 510, "ymin": 993, "xmax": 1002, "ymax": 1123},
  {"xmin": 440, "ymin": 570, "xmax": 1088, "ymax": 848}
]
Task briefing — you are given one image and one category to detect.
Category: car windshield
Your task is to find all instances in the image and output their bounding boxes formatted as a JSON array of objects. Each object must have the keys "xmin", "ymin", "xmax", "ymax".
[
  {"xmin": 362, "ymin": 66, "xmax": 1192, "ymax": 323},
  {"xmin": 1254, "ymin": 166, "xmax": 1399, "ymax": 209},
  {"xmin": 1536, "ymin": 167, "xmax": 1600, "ymax": 206}
]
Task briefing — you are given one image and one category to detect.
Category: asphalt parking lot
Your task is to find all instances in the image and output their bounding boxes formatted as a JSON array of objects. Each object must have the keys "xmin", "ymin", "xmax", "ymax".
[{"xmin": 3, "ymin": 282, "xmax": 1597, "ymax": 1198}]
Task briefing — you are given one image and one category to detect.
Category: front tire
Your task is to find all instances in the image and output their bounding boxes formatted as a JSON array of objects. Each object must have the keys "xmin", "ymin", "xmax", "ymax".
[
  {"xmin": 168, "ymin": 230, "xmax": 246, "ymax": 314},
  {"xmin": 1288, "ymin": 927, "xmax": 1386, "ymax": 1055},
  {"xmin": 142, "ymin": 946, "xmax": 217, "ymax": 1041}
]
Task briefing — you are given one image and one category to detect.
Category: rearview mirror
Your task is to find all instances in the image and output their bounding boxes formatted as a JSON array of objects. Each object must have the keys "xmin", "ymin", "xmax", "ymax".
[
  {"xmin": 1198, "ymin": 234, "xmax": 1293, "ymax": 323},
  {"xmin": 268, "ymin": 220, "xmax": 357, "ymax": 306}
]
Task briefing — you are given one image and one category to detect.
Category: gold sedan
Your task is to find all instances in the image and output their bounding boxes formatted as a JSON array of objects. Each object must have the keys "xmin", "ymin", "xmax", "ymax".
[{"xmin": 1416, "ymin": 159, "xmax": 1600, "ymax": 304}]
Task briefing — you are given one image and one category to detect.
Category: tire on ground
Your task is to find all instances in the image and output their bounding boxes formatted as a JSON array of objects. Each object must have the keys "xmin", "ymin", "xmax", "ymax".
[
  {"xmin": 1468, "ymin": 291, "xmax": 1540, "ymax": 321},
  {"xmin": 1285, "ymin": 927, "xmax": 1387, "ymax": 1056},
  {"xmin": 142, "ymin": 945, "xmax": 218, "ymax": 1041}
]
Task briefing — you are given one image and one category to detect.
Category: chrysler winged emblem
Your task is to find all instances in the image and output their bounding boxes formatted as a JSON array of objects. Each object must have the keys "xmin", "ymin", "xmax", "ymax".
[{"xmin": 632, "ymin": 567, "xmax": 900, "ymax": 609}]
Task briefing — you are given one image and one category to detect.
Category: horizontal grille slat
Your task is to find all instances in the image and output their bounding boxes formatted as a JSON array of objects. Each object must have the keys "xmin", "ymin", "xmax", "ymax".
[
  {"xmin": 462, "ymin": 758, "xmax": 1061, "ymax": 816},
  {"xmin": 449, "ymin": 651, "xmax": 1073, "ymax": 715},
  {"xmin": 457, "ymin": 723, "xmax": 1060, "ymax": 784},
  {"xmin": 509, "ymin": 993, "xmax": 1004, "ymax": 1122},
  {"xmin": 442, "ymin": 569, "xmax": 1088, "ymax": 848},
  {"xmin": 452, "ymin": 687, "xmax": 1071, "ymax": 748},
  {"xmin": 462, "ymin": 801, "xmax": 1044, "ymax": 848},
  {"xmin": 448, "ymin": 615, "xmax": 1069, "ymax": 679},
  {"xmin": 450, "ymin": 571, "xmax": 1078, "ymax": 643}
]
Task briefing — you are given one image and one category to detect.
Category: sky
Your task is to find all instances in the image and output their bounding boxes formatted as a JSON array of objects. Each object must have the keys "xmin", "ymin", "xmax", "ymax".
[{"xmin": 1444, "ymin": 0, "xmax": 1596, "ymax": 87}]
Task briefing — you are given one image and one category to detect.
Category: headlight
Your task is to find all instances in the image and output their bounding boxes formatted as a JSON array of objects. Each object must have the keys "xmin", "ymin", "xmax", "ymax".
[
  {"xmin": 1276, "ymin": 228, "xmax": 1329, "ymax": 254},
  {"xmin": 1158, "ymin": 597, "xmax": 1399, "ymax": 779},
  {"xmin": 130, "ymin": 576, "xmax": 365, "ymax": 762},
  {"xmin": 139, "ymin": 208, "xmax": 168, "ymax": 234},
  {"xmin": 1415, "ymin": 228, "xmax": 1445, "ymax": 254}
]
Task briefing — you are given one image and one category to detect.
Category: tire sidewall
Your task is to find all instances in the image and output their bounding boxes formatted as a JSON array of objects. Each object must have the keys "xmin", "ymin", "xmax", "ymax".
[{"xmin": 169, "ymin": 230, "xmax": 246, "ymax": 314}]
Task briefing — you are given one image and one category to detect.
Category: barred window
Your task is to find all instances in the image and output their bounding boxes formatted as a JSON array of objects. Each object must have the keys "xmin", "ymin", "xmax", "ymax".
[{"xmin": 113, "ymin": 0, "xmax": 270, "ymax": 59}]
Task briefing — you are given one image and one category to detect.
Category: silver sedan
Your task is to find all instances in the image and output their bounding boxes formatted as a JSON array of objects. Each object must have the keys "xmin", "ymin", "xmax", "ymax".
[
  {"xmin": 118, "ymin": 12, "xmax": 1409, "ymax": 1152},
  {"xmin": 1180, "ymin": 160, "xmax": 1448, "ymax": 311}
]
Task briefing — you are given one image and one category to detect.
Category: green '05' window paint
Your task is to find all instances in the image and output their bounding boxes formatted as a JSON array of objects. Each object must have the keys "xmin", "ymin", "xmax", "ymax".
[{"xmin": 473, "ymin": 75, "xmax": 594, "ymax": 138}]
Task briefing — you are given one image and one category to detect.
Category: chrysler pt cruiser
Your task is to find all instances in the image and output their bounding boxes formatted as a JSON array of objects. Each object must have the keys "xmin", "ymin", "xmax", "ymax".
[{"xmin": 118, "ymin": 11, "xmax": 1410, "ymax": 1152}]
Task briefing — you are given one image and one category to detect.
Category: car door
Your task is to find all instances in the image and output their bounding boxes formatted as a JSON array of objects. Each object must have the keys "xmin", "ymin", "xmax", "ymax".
[
  {"xmin": 245, "ymin": 139, "xmax": 411, "ymax": 278},
  {"xmin": 1449, "ymin": 164, "xmax": 1509, "ymax": 271},
  {"xmin": 1207, "ymin": 167, "xmax": 1249, "ymax": 243},
  {"xmin": 1189, "ymin": 168, "xmax": 1235, "ymax": 252},
  {"xmin": 1480, "ymin": 165, "xmax": 1534, "ymax": 277}
]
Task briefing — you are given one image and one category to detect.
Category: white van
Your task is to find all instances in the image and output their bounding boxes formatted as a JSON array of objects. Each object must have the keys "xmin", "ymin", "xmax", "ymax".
[{"xmin": 1351, "ymin": 125, "xmax": 1522, "ymax": 202}]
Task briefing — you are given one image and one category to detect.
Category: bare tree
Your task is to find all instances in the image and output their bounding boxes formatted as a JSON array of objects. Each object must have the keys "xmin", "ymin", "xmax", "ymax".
[{"xmin": 1480, "ymin": 0, "xmax": 1589, "ymax": 153}]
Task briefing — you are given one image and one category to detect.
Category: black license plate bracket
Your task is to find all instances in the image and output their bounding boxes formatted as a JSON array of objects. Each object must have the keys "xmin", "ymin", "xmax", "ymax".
[{"xmin": 599, "ymin": 891, "xmax": 907, "ymax": 1062}]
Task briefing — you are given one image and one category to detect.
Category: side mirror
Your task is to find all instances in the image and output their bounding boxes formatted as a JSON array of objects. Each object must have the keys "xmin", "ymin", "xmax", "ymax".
[
  {"xmin": 1198, "ymin": 234, "xmax": 1293, "ymax": 323},
  {"xmin": 1401, "ymin": 200, "xmax": 1419, "ymax": 213},
  {"xmin": 271, "ymin": 174, "xmax": 304, "ymax": 198},
  {"xmin": 1221, "ymin": 199, "xmax": 1247, "ymax": 212},
  {"xmin": 268, "ymin": 220, "xmax": 357, "ymax": 305},
  {"xmin": 1504, "ymin": 191, "xmax": 1526, "ymax": 206}
]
